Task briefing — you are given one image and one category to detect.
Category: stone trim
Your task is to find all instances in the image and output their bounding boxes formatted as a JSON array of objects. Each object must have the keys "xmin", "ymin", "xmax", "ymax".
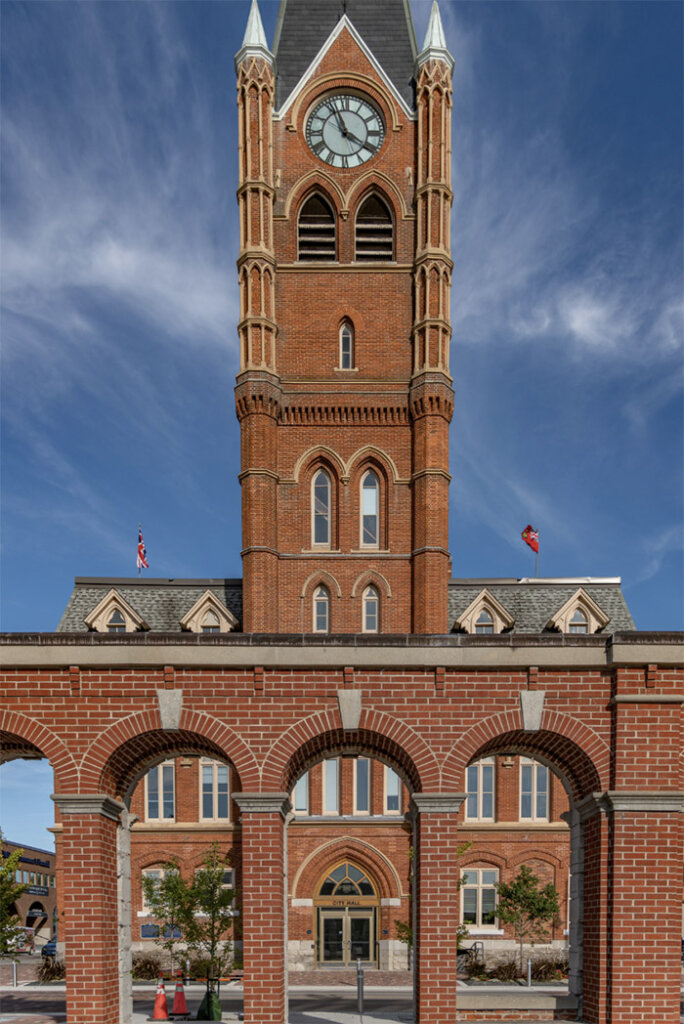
[
  {"xmin": 233, "ymin": 792, "xmax": 292, "ymax": 818},
  {"xmin": 156, "ymin": 689, "xmax": 183, "ymax": 730},
  {"xmin": 520, "ymin": 689, "xmax": 545, "ymax": 731},
  {"xmin": 604, "ymin": 791, "xmax": 684, "ymax": 813},
  {"xmin": 52, "ymin": 793, "xmax": 125, "ymax": 821},
  {"xmin": 337, "ymin": 690, "xmax": 362, "ymax": 730},
  {"xmin": 410, "ymin": 793, "xmax": 466, "ymax": 814},
  {"xmin": 612, "ymin": 693, "xmax": 684, "ymax": 703}
]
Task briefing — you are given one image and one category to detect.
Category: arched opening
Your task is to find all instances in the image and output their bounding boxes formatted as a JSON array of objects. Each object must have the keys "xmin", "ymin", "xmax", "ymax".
[
  {"xmin": 355, "ymin": 193, "xmax": 393, "ymax": 261},
  {"xmin": 298, "ymin": 193, "xmax": 336, "ymax": 261},
  {"xmin": 315, "ymin": 862, "xmax": 379, "ymax": 967}
]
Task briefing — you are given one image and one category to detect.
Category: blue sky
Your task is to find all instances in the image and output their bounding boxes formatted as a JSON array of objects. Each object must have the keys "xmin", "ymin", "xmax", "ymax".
[{"xmin": 1, "ymin": 1, "xmax": 682, "ymax": 849}]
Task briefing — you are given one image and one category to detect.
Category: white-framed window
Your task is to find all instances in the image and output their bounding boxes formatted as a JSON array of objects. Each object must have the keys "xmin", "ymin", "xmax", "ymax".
[
  {"xmin": 313, "ymin": 585, "xmax": 330, "ymax": 633},
  {"xmin": 360, "ymin": 471, "xmax": 379, "ymax": 547},
  {"xmin": 146, "ymin": 762, "xmax": 175, "ymax": 821},
  {"xmin": 200, "ymin": 759, "xmax": 230, "ymax": 821},
  {"xmin": 475, "ymin": 609, "xmax": 494, "ymax": 634},
  {"xmin": 384, "ymin": 766, "xmax": 401, "ymax": 814},
  {"xmin": 461, "ymin": 868, "xmax": 498, "ymax": 928},
  {"xmin": 107, "ymin": 608, "xmax": 127, "ymax": 633},
  {"xmin": 201, "ymin": 610, "xmax": 221, "ymax": 634},
  {"xmin": 293, "ymin": 773, "xmax": 309, "ymax": 814},
  {"xmin": 520, "ymin": 758, "xmax": 549, "ymax": 821},
  {"xmin": 340, "ymin": 322, "xmax": 354, "ymax": 369},
  {"xmin": 465, "ymin": 758, "xmax": 495, "ymax": 821},
  {"xmin": 568, "ymin": 608, "xmax": 588, "ymax": 634},
  {"xmin": 353, "ymin": 757, "xmax": 371, "ymax": 814},
  {"xmin": 141, "ymin": 866, "xmax": 178, "ymax": 913},
  {"xmin": 323, "ymin": 758, "xmax": 339, "ymax": 814},
  {"xmin": 362, "ymin": 586, "xmax": 379, "ymax": 633},
  {"xmin": 312, "ymin": 469, "xmax": 331, "ymax": 547}
]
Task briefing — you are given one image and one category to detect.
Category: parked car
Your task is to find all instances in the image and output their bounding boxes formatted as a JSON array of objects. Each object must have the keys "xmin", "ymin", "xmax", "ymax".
[{"xmin": 41, "ymin": 939, "xmax": 58, "ymax": 960}]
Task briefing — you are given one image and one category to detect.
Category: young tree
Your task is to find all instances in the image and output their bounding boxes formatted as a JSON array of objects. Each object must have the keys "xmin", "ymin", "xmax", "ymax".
[
  {"xmin": 0, "ymin": 843, "xmax": 28, "ymax": 958},
  {"xmin": 140, "ymin": 861, "xmax": 194, "ymax": 976},
  {"xmin": 495, "ymin": 864, "xmax": 560, "ymax": 973},
  {"xmin": 187, "ymin": 844, "xmax": 236, "ymax": 1022}
]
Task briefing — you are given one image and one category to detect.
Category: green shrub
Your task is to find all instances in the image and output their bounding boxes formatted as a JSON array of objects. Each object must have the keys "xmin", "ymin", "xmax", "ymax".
[
  {"xmin": 131, "ymin": 952, "xmax": 163, "ymax": 980},
  {"xmin": 487, "ymin": 956, "xmax": 520, "ymax": 982},
  {"xmin": 38, "ymin": 958, "xmax": 66, "ymax": 982},
  {"xmin": 189, "ymin": 956, "xmax": 213, "ymax": 979}
]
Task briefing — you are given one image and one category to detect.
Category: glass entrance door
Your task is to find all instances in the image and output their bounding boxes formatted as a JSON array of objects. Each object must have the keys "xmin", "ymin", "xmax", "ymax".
[{"xmin": 319, "ymin": 909, "xmax": 375, "ymax": 966}]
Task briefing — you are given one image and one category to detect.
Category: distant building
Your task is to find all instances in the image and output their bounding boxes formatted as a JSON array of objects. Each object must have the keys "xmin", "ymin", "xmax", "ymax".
[{"xmin": 2, "ymin": 839, "xmax": 57, "ymax": 943}]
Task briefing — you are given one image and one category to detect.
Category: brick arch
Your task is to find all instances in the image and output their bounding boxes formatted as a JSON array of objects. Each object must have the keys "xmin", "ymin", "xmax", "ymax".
[
  {"xmin": 290, "ymin": 445, "xmax": 346, "ymax": 485},
  {"xmin": 292, "ymin": 836, "xmax": 403, "ymax": 902},
  {"xmin": 300, "ymin": 570, "xmax": 342, "ymax": 601},
  {"xmin": 0, "ymin": 710, "xmax": 77, "ymax": 789},
  {"xmin": 509, "ymin": 850, "xmax": 563, "ymax": 873},
  {"xmin": 350, "ymin": 570, "xmax": 392, "ymax": 600},
  {"xmin": 346, "ymin": 445, "xmax": 402, "ymax": 484},
  {"xmin": 461, "ymin": 850, "xmax": 507, "ymax": 871},
  {"xmin": 442, "ymin": 712, "xmax": 607, "ymax": 801},
  {"xmin": 283, "ymin": 175, "xmax": 345, "ymax": 221},
  {"xmin": 346, "ymin": 171, "xmax": 409, "ymax": 220},
  {"xmin": 81, "ymin": 710, "xmax": 259, "ymax": 797},
  {"xmin": 263, "ymin": 708, "xmax": 440, "ymax": 793}
]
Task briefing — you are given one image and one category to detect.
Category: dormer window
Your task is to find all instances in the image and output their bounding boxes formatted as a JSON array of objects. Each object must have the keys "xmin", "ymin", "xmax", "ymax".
[
  {"xmin": 568, "ymin": 609, "xmax": 588, "ymax": 634},
  {"xmin": 355, "ymin": 194, "xmax": 393, "ymax": 261},
  {"xmin": 201, "ymin": 610, "xmax": 221, "ymax": 634},
  {"xmin": 107, "ymin": 609, "xmax": 127, "ymax": 633},
  {"xmin": 179, "ymin": 591, "xmax": 239, "ymax": 634},
  {"xmin": 298, "ymin": 194, "xmax": 336, "ymax": 261},
  {"xmin": 83, "ymin": 589, "xmax": 148, "ymax": 634},
  {"xmin": 455, "ymin": 589, "xmax": 514, "ymax": 635},
  {"xmin": 547, "ymin": 588, "xmax": 609, "ymax": 635},
  {"xmin": 474, "ymin": 610, "xmax": 494, "ymax": 634}
]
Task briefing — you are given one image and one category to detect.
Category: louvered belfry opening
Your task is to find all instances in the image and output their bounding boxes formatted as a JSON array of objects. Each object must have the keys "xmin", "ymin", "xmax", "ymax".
[
  {"xmin": 355, "ymin": 194, "xmax": 393, "ymax": 261},
  {"xmin": 298, "ymin": 194, "xmax": 336, "ymax": 261}
]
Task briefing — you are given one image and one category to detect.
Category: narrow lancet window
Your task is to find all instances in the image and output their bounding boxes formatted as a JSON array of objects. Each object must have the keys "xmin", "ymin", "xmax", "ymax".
[
  {"xmin": 340, "ymin": 323, "xmax": 354, "ymax": 369},
  {"xmin": 312, "ymin": 469, "xmax": 331, "ymax": 546},
  {"xmin": 361, "ymin": 471, "xmax": 379, "ymax": 546}
]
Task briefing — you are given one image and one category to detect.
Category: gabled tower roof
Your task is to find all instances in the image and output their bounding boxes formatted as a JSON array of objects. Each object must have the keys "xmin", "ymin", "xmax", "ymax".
[{"xmin": 273, "ymin": 0, "xmax": 418, "ymax": 111}]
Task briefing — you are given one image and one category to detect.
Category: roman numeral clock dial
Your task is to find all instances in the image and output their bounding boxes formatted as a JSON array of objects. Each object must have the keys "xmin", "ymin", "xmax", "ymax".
[{"xmin": 306, "ymin": 94, "xmax": 385, "ymax": 168}]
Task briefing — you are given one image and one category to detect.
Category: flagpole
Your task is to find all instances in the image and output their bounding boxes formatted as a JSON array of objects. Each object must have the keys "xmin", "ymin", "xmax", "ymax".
[{"xmin": 138, "ymin": 523, "xmax": 141, "ymax": 578}]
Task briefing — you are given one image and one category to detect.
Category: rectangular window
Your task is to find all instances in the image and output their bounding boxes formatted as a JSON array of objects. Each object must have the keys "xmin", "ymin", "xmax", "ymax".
[
  {"xmin": 520, "ymin": 759, "xmax": 549, "ymax": 821},
  {"xmin": 323, "ymin": 758, "xmax": 339, "ymax": 814},
  {"xmin": 200, "ymin": 760, "xmax": 230, "ymax": 822},
  {"xmin": 465, "ymin": 758, "xmax": 495, "ymax": 821},
  {"xmin": 293, "ymin": 773, "xmax": 309, "ymax": 814},
  {"xmin": 354, "ymin": 758, "xmax": 371, "ymax": 814},
  {"xmin": 15, "ymin": 870, "xmax": 21, "ymax": 883},
  {"xmin": 141, "ymin": 868, "xmax": 163, "ymax": 913},
  {"xmin": 461, "ymin": 868, "xmax": 498, "ymax": 928},
  {"xmin": 146, "ymin": 762, "xmax": 175, "ymax": 821},
  {"xmin": 384, "ymin": 766, "xmax": 401, "ymax": 814},
  {"xmin": 22, "ymin": 871, "xmax": 28, "ymax": 883}
]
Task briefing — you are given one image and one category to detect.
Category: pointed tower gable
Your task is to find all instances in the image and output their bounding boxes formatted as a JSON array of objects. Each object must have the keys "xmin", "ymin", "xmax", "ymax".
[{"xmin": 273, "ymin": 0, "xmax": 417, "ymax": 113}]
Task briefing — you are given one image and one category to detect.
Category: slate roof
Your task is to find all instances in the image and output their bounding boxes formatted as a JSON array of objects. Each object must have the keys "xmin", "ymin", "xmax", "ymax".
[
  {"xmin": 56, "ymin": 579, "xmax": 243, "ymax": 633},
  {"xmin": 272, "ymin": 0, "xmax": 418, "ymax": 112},
  {"xmin": 56, "ymin": 576, "xmax": 635, "ymax": 635},
  {"xmin": 447, "ymin": 579, "xmax": 635, "ymax": 634}
]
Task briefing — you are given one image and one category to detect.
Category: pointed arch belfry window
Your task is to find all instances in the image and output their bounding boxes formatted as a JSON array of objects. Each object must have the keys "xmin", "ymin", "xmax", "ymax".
[
  {"xmin": 355, "ymin": 194, "xmax": 393, "ymax": 261},
  {"xmin": 312, "ymin": 469, "xmax": 331, "ymax": 547},
  {"xmin": 360, "ymin": 470, "xmax": 379, "ymax": 547},
  {"xmin": 313, "ymin": 585, "xmax": 330, "ymax": 633},
  {"xmin": 340, "ymin": 321, "xmax": 354, "ymax": 369},
  {"xmin": 298, "ymin": 194, "xmax": 336, "ymax": 261}
]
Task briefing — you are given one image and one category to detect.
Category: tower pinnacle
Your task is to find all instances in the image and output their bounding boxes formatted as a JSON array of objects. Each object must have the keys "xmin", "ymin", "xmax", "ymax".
[
  {"xmin": 235, "ymin": 0, "xmax": 273, "ymax": 70},
  {"xmin": 417, "ymin": 0, "xmax": 454, "ymax": 72}
]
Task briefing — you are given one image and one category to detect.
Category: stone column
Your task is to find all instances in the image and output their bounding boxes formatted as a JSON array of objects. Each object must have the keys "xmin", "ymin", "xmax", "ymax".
[
  {"xmin": 234, "ymin": 793, "xmax": 290, "ymax": 1024},
  {"xmin": 560, "ymin": 807, "xmax": 584, "ymax": 1005},
  {"xmin": 117, "ymin": 808, "xmax": 137, "ymax": 1024},
  {"xmin": 577, "ymin": 793, "xmax": 611, "ymax": 1024},
  {"xmin": 52, "ymin": 794, "xmax": 125, "ymax": 1024},
  {"xmin": 411, "ymin": 793, "xmax": 466, "ymax": 1024}
]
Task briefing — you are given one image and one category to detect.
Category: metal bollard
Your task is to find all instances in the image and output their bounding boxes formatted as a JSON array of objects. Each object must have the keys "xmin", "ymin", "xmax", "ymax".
[
  {"xmin": 527, "ymin": 958, "xmax": 532, "ymax": 987},
  {"xmin": 356, "ymin": 957, "xmax": 364, "ymax": 1016},
  {"xmin": 12, "ymin": 960, "xmax": 17, "ymax": 987},
  {"xmin": 185, "ymin": 957, "xmax": 190, "ymax": 987}
]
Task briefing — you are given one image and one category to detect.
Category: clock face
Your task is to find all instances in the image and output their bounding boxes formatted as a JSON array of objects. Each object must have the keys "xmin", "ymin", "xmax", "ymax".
[{"xmin": 306, "ymin": 94, "xmax": 385, "ymax": 168}]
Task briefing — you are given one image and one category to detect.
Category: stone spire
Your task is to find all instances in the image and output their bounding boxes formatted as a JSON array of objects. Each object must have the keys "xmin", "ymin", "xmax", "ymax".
[
  {"xmin": 235, "ymin": 0, "xmax": 273, "ymax": 70},
  {"xmin": 417, "ymin": 0, "xmax": 453, "ymax": 72}
]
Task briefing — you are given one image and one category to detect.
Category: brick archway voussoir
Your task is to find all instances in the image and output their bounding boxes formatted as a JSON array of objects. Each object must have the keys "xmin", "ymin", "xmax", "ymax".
[{"xmin": 0, "ymin": 710, "xmax": 77, "ymax": 788}]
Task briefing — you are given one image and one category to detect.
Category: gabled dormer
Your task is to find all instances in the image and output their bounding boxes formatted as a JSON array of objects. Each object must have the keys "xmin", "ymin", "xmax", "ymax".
[
  {"xmin": 454, "ymin": 588, "xmax": 514, "ymax": 635},
  {"xmin": 179, "ymin": 591, "xmax": 239, "ymax": 635},
  {"xmin": 83, "ymin": 589, "xmax": 149, "ymax": 634},
  {"xmin": 546, "ymin": 587, "xmax": 610, "ymax": 635}
]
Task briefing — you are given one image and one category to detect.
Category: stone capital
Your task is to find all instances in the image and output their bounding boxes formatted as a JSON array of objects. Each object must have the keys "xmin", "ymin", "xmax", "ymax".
[
  {"xmin": 51, "ymin": 793, "xmax": 125, "ymax": 822},
  {"xmin": 604, "ymin": 790, "xmax": 684, "ymax": 813},
  {"xmin": 233, "ymin": 792, "xmax": 291, "ymax": 818},
  {"xmin": 410, "ymin": 792, "xmax": 466, "ymax": 815}
]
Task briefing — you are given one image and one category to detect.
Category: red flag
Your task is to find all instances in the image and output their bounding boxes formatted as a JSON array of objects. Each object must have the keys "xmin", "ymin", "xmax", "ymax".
[
  {"xmin": 521, "ymin": 525, "xmax": 539, "ymax": 553},
  {"xmin": 137, "ymin": 526, "xmax": 149, "ymax": 570}
]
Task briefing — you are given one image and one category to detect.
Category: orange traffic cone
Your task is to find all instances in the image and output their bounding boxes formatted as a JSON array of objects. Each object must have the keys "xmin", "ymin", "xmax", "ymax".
[
  {"xmin": 171, "ymin": 970, "xmax": 189, "ymax": 1016},
  {"xmin": 150, "ymin": 974, "xmax": 169, "ymax": 1021}
]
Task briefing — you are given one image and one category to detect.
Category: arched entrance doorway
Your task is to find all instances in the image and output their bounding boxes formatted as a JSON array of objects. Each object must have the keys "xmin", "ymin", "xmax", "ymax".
[{"xmin": 315, "ymin": 862, "xmax": 379, "ymax": 967}]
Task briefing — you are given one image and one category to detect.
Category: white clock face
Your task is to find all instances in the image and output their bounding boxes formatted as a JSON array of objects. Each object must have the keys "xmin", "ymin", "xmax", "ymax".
[{"xmin": 306, "ymin": 94, "xmax": 385, "ymax": 168}]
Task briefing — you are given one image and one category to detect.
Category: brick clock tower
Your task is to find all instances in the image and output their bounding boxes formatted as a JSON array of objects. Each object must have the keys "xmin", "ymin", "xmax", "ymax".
[{"xmin": 235, "ymin": 0, "xmax": 454, "ymax": 635}]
